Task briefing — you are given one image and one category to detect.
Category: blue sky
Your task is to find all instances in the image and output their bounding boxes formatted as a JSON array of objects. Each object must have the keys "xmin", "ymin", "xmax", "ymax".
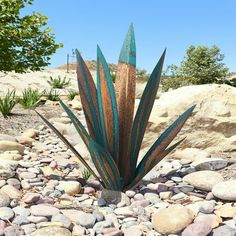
[{"xmin": 23, "ymin": 0, "xmax": 236, "ymax": 72}]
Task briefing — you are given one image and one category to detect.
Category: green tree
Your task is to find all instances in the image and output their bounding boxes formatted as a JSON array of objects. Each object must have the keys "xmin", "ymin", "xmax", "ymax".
[
  {"xmin": 0, "ymin": 0, "xmax": 62, "ymax": 73},
  {"xmin": 178, "ymin": 45, "xmax": 229, "ymax": 84}
]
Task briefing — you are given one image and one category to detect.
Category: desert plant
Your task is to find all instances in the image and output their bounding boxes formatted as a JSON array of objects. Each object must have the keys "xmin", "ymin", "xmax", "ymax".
[
  {"xmin": 47, "ymin": 76, "xmax": 71, "ymax": 89},
  {"xmin": 82, "ymin": 169, "xmax": 91, "ymax": 181},
  {"xmin": 37, "ymin": 25, "xmax": 195, "ymax": 191},
  {"xmin": 0, "ymin": 90, "xmax": 17, "ymax": 117},
  {"xmin": 161, "ymin": 76, "xmax": 195, "ymax": 92},
  {"xmin": 19, "ymin": 88, "xmax": 42, "ymax": 109},
  {"xmin": 44, "ymin": 89, "xmax": 60, "ymax": 101},
  {"xmin": 67, "ymin": 90, "xmax": 79, "ymax": 101}
]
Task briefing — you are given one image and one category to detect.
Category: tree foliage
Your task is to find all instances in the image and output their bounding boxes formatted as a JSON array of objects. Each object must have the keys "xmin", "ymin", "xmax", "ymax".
[
  {"xmin": 178, "ymin": 45, "xmax": 229, "ymax": 84},
  {"xmin": 0, "ymin": 0, "xmax": 62, "ymax": 72}
]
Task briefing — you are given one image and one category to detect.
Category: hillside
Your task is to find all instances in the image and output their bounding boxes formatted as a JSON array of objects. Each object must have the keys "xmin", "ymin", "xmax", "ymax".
[{"xmin": 57, "ymin": 60, "xmax": 118, "ymax": 73}]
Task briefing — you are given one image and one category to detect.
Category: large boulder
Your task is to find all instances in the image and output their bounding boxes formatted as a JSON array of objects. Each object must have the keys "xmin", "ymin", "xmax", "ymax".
[
  {"xmin": 212, "ymin": 180, "xmax": 236, "ymax": 201},
  {"xmin": 183, "ymin": 171, "xmax": 224, "ymax": 191},
  {"xmin": 152, "ymin": 205, "xmax": 194, "ymax": 234},
  {"xmin": 139, "ymin": 84, "xmax": 236, "ymax": 158},
  {"xmin": 0, "ymin": 141, "xmax": 25, "ymax": 155}
]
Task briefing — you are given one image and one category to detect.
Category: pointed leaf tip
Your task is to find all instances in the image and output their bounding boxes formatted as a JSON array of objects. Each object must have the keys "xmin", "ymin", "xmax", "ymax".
[
  {"xmin": 119, "ymin": 25, "xmax": 136, "ymax": 66},
  {"xmin": 75, "ymin": 49, "xmax": 80, "ymax": 58}
]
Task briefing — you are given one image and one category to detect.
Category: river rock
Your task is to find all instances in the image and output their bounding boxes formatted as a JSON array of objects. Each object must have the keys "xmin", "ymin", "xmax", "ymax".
[
  {"xmin": 32, "ymin": 226, "xmax": 71, "ymax": 236},
  {"xmin": 171, "ymin": 148, "xmax": 210, "ymax": 161},
  {"xmin": 23, "ymin": 192, "xmax": 41, "ymax": 204},
  {"xmin": 22, "ymin": 129, "xmax": 38, "ymax": 139},
  {"xmin": 0, "ymin": 207, "xmax": 14, "ymax": 220},
  {"xmin": 0, "ymin": 134, "xmax": 16, "ymax": 142},
  {"xmin": 114, "ymin": 207, "xmax": 134, "ymax": 216},
  {"xmin": 212, "ymin": 180, "xmax": 236, "ymax": 201},
  {"xmin": 13, "ymin": 206, "xmax": 30, "ymax": 217},
  {"xmin": 214, "ymin": 204, "xmax": 236, "ymax": 218},
  {"xmin": 152, "ymin": 205, "xmax": 194, "ymax": 234},
  {"xmin": 0, "ymin": 152, "xmax": 22, "ymax": 161},
  {"xmin": 194, "ymin": 214, "xmax": 221, "ymax": 228},
  {"xmin": 12, "ymin": 215, "xmax": 30, "ymax": 225},
  {"xmin": 3, "ymin": 225, "xmax": 23, "ymax": 236},
  {"xmin": 0, "ymin": 141, "xmax": 24, "ymax": 155},
  {"xmin": 199, "ymin": 201, "xmax": 215, "ymax": 214},
  {"xmin": 1, "ymin": 185, "xmax": 21, "ymax": 199},
  {"xmin": 212, "ymin": 225, "xmax": 236, "ymax": 236},
  {"xmin": 123, "ymin": 226, "xmax": 143, "ymax": 236},
  {"xmin": 191, "ymin": 158, "xmax": 227, "ymax": 171},
  {"xmin": 0, "ymin": 160, "xmax": 18, "ymax": 178},
  {"xmin": 61, "ymin": 210, "xmax": 96, "ymax": 228},
  {"xmin": 100, "ymin": 189, "xmax": 130, "ymax": 205},
  {"xmin": 183, "ymin": 171, "xmax": 224, "ymax": 191},
  {"xmin": 93, "ymin": 220, "xmax": 114, "ymax": 234},
  {"xmin": 51, "ymin": 214, "xmax": 72, "ymax": 228},
  {"xmin": 182, "ymin": 221, "xmax": 212, "ymax": 236},
  {"xmin": 17, "ymin": 136, "xmax": 34, "ymax": 146},
  {"xmin": 0, "ymin": 191, "xmax": 10, "ymax": 207},
  {"xmin": 30, "ymin": 205, "xmax": 60, "ymax": 217},
  {"xmin": 57, "ymin": 181, "xmax": 81, "ymax": 195}
]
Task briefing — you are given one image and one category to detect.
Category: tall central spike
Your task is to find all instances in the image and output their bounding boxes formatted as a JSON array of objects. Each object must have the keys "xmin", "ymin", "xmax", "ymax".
[{"xmin": 115, "ymin": 24, "xmax": 136, "ymax": 185}]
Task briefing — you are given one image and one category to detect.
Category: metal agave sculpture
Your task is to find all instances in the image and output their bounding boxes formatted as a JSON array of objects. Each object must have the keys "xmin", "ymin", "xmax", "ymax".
[{"xmin": 37, "ymin": 24, "xmax": 195, "ymax": 191}]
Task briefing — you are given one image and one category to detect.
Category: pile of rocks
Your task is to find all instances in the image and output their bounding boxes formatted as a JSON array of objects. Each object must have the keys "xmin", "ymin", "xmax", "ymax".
[{"xmin": 0, "ymin": 120, "xmax": 236, "ymax": 235}]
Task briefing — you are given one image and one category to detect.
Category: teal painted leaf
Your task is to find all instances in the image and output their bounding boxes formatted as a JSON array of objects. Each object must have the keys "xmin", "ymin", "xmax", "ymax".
[
  {"xmin": 59, "ymin": 99, "xmax": 90, "ymax": 147},
  {"xmin": 142, "ymin": 104, "xmax": 196, "ymax": 161},
  {"xmin": 35, "ymin": 110, "xmax": 102, "ymax": 184},
  {"xmin": 97, "ymin": 45, "xmax": 119, "ymax": 163},
  {"xmin": 89, "ymin": 140, "xmax": 122, "ymax": 191},
  {"xmin": 126, "ymin": 138, "xmax": 185, "ymax": 190},
  {"xmin": 119, "ymin": 23, "xmax": 136, "ymax": 66},
  {"xmin": 129, "ymin": 49, "xmax": 166, "ymax": 178},
  {"xmin": 76, "ymin": 49, "xmax": 102, "ymax": 144}
]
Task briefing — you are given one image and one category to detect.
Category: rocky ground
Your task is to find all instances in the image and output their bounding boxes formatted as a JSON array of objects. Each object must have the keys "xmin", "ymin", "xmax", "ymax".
[{"xmin": 0, "ymin": 84, "xmax": 236, "ymax": 236}]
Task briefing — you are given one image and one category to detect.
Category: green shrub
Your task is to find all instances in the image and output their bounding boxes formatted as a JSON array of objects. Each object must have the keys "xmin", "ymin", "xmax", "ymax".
[
  {"xmin": 229, "ymin": 78, "xmax": 236, "ymax": 87},
  {"xmin": 19, "ymin": 88, "xmax": 42, "ymax": 109},
  {"xmin": 0, "ymin": 90, "xmax": 17, "ymax": 117},
  {"xmin": 217, "ymin": 78, "xmax": 236, "ymax": 87},
  {"xmin": 161, "ymin": 76, "xmax": 195, "ymax": 92},
  {"xmin": 37, "ymin": 25, "xmax": 195, "ymax": 191},
  {"xmin": 136, "ymin": 69, "xmax": 149, "ymax": 83},
  {"xmin": 67, "ymin": 90, "xmax": 79, "ymax": 101},
  {"xmin": 47, "ymin": 76, "xmax": 71, "ymax": 89},
  {"xmin": 45, "ymin": 89, "xmax": 60, "ymax": 101},
  {"xmin": 82, "ymin": 169, "xmax": 91, "ymax": 180}
]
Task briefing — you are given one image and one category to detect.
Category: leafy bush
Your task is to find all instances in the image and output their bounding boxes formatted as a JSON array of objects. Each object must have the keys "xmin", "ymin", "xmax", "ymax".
[
  {"xmin": 136, "ymin": 69, "xmax": 149, "ymax": 82},
  {"xmin": 0, "ymin": 90, "xmax": 17, "ymax": 117},
  {"xmin": 178, "ymin": 45, "xmax": 229, "ymax": 84},
  {"xmin": 161, "ymin": 76, "xmax": 195, "ymax": 92},
  {"xmin": 47, "ymin": 76, "xmax": 71, "ymax": 89},
  {"xmin": 44, "ymin": 89, "xmax": 60, "ymax": 101},
  {"xmin": 37, "ymin": 25, "xmax": 195, "ymax": 191},
  {"xmin": 67, "ymin": 90, "xmax": 79, "ymax": 101},
  {"xmin": 19, "ymin": 88, "xmax": 42, "ymax": 109}
]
